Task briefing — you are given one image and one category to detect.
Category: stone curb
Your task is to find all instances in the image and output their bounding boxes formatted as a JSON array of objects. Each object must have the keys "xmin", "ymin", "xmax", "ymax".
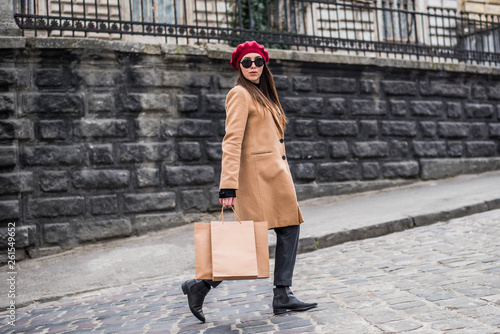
[{"xmin": 275, "ymin": 197, "xmax": 500, "ymax": 257}]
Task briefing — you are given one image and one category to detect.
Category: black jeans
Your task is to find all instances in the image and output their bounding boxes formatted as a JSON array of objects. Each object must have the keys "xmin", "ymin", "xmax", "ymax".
[{"xmin": 201, "ymin": 224, "xmax": 300, "ymax": 288}]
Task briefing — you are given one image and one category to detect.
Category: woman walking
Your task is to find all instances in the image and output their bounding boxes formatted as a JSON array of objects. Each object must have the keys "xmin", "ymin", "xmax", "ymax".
[{"xmin": 182, "ymin": 41, "xmax": 317, "ymax": 323}]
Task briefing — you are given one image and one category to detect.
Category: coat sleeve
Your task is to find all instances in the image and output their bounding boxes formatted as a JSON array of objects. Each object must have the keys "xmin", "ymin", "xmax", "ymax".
[{"xmin": 219, "ymin": 87, "xmax": 249, "ymax": 190}]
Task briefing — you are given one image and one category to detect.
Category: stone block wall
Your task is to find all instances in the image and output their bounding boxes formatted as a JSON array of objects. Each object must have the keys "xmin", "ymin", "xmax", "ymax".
[{"xmin": 1, "ymin": 39, "xmax": 500, "ymax": 260}]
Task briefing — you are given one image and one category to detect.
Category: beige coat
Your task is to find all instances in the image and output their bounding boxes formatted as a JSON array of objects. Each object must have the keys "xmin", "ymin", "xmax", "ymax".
[{"xmin": 219, "ymin": 85, "xmax": 304, "ymax": 229}]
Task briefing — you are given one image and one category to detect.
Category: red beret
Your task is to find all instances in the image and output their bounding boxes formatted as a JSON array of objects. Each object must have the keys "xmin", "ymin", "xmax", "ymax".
[{"xmin": 230, "ymin": 41, "xmax": 269, "ymax": 71}]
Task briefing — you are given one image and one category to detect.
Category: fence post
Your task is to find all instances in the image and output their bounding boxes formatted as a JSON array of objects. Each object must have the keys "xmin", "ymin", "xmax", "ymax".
[{"xmin": 0, "ymin": 0, "xmax": 21, "ymax": 36}]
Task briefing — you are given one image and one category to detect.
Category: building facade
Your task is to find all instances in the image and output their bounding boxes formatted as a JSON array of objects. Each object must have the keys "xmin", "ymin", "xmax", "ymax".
[{"xmin": 13, "ymin": 0, "xmax": 500, "ymax": 61}]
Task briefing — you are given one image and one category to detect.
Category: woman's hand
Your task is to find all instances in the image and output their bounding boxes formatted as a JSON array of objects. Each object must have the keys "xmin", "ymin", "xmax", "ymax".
[{"xmin": 219, "ymin": 197, "xmax": 236, "ymax": 208}]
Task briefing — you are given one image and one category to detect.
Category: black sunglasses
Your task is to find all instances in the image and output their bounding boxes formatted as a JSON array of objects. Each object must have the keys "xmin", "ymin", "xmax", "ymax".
[{"xmin": 240, "ymin": 58, "xmax": 265, "ymax": 68}]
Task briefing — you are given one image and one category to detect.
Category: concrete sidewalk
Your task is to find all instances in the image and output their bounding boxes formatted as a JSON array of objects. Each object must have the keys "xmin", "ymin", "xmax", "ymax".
[{"xmin": 2, "ymin": 171, "xmax": 500, "ymax": 310}]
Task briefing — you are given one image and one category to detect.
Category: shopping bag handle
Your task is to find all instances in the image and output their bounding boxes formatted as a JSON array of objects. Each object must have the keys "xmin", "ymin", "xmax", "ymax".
[{"xmin": 219, "ymin": 205, "xmax": 242, "ymax": 224}]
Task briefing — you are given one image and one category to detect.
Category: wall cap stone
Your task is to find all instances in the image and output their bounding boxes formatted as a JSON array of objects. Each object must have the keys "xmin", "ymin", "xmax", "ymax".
[
  {"xmin": 206, "ymin": 43, "xmax": 500, "ymax": 75},
  {"xmin": 0, "ymin": 37, "xmax": 499, "ymax": 75},
  {"xmin": 26, "ymin": 37, "xmax": 163, "ymax": 54},
  {"xmin": 162, "ymin": 44, "xmax": 208, "ymax": 56},
  {"xmin": 0, "ymin": 36, "xmax": 26, "ymax": 48}
]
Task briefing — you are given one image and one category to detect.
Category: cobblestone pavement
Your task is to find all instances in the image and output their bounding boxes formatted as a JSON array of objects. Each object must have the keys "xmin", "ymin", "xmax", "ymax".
[{"xmin": 2, "ymin": 209, "xmax": 500, "ymax": 334}]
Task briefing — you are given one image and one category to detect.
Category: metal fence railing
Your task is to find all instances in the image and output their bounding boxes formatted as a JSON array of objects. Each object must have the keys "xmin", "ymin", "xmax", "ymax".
[{"xmin": 12, "ymin": 0, "xmax": 500, "ymax": 66}]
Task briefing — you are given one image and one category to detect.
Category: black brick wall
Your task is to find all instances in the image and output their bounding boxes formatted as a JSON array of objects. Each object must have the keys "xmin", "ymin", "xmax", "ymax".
[{"xmin": 1, "ymin": 42, "xmax": 499, "ymax": 259}]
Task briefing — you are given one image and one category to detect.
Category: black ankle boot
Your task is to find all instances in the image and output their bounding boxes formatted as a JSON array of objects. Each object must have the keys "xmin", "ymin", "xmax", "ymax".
[
  {"xmin": 182, "ymin": 279, "xmax": 211, "ymax": 322},
  {"xmin": 273, "ymin": 286, "xmax": 317, "ymax": 315}
]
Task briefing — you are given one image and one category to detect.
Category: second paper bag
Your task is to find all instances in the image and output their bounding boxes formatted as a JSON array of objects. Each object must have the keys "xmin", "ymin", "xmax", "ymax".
[{"xmin": 210, "ymin": 221, "xmax": 259, "ymax": 281}]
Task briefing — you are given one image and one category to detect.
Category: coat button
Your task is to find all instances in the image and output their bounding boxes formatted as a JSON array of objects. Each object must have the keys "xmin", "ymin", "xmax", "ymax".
[
  {"xmin": 282, "ymin": 155, "xmax": 286, "ymax": 160},
  {"xmin": 280, "ymin": 139, "xmax": 284, "ymax": 143}
]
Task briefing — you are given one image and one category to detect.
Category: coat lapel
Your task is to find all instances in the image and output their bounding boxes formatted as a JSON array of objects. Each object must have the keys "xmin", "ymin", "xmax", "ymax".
[{"xmin": 268, "ymin": 106, "xmax": 284, "ymax": 136}]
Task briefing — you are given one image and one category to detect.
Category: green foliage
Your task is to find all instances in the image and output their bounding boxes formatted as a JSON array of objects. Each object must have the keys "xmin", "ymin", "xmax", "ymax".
[
  {"xmin": 229, "ymin": 0, "xmax": 291, "ymax": 50},
  {"xmin": 240, "ymin": 0, "xmax": 270, "ymax": 31}
]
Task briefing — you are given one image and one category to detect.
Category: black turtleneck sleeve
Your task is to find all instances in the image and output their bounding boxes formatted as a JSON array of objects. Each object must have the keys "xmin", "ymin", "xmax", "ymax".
[{"xmin": 219, "ymin": 189, "xmax": 236, "ymax": 198}]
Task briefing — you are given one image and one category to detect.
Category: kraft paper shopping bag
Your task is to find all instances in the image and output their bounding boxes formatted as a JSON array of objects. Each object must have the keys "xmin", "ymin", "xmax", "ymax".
[
  {"xmin": 253, "ymin": 220, "xmax": 270, "ymax": 279},
  {"xmin": 194, "ymin": 222, "xmax": 212, "ymax": 280},
  {"xmin": 210, "ymin": 220, "xmax": 259, "ymax": 281},
  {"xmin": 194, "ymin": 207, "xmax": 269, "ymax": 281}
]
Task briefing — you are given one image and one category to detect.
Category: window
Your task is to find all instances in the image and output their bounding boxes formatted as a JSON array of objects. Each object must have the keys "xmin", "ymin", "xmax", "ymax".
[
  {"xmin": 131, "ymin": 0, "xmax": 184, "ymax": 25},
  {"xmin": 381, "ymin": 0, "xmax": 416, "ymax": 42}
]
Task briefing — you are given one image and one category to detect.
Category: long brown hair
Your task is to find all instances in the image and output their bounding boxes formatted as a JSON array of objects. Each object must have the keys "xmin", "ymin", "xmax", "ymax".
[{"xmin": 236, "ymin": 64, "xmax": 287, "ymax": 131}]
